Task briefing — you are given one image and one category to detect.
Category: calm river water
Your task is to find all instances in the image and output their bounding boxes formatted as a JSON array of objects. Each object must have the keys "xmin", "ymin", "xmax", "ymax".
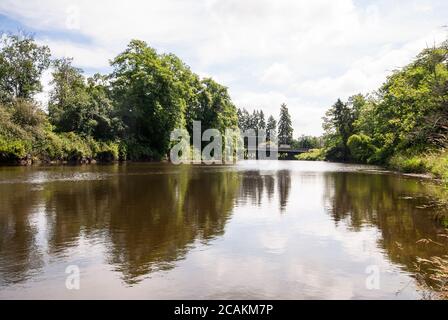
[{"xmin": 0, "ymin": 161, "xmax": 447, "ymax": 299}]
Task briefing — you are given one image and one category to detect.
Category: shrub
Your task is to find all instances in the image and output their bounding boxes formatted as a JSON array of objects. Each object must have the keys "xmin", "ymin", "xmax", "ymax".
[
  {"xmin": 124, "ymin": 139, "xmax": 157, "ymax": 161},
  {"xmin": 94, "ymin": 141, "xmax": 120, "ymax": 162},
  {"xmin": 0, "ymin": 136, "xmax": 28, "ymax": 161},
  {"xmin": 424, "ymin": 151, "xmax": 448, "ymax": 182},
  {"xmin": 388, "ymin": 154, "xmax": 427, "ymax": 173},
  {"xmin": 347, "ymin": 134, "xmax": 377, "ymax": 163},
  {"xmin": 296, "ymin": 149, "xmax": 325, "ymax": 161}
]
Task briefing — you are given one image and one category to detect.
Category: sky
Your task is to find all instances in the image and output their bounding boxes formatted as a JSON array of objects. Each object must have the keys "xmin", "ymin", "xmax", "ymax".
[{"xmin": 0, "ymin": 0, "xmax": 447, "ymax": 136}]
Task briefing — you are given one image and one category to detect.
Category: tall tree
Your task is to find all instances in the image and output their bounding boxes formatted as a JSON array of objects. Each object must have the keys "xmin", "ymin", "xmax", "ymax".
[
  {"xmin": 323, "ymin": 98, "xmax": 358, "ymax": 161},
  {"xmin": 49, "ymin": 59, "xmax": 122, "ymax": 140},
  {"xmin": 278, "ymin": 103, "xmax": 293, "ymax": 145},
  {"xmin": 194, "ymin": 78, "xmax": 238, "ymax": 133},
  {"xmin": 110, "ymin": 40, "xmax": 187, "ymax": 159},
  {"xmin": 48, "ymin": 58, "xmax": 90, "ymax": 134},
  {"xmin": 0, "ymin": 33, "xmax": 51, "ymax": 102},
  {"xmin": 266, "ymin": 115, "xmax": 277, "ymax": 142},
  {"xmin": 237, "ymin": 108, "xmax": 251, "ymax": 131},
  {"xmin": 259, "ymin": 110, "xmax": 266, "ymax": 130}
]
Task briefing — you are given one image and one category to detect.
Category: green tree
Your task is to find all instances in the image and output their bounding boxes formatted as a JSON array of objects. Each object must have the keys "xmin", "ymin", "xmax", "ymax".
[
  {"xmin": 85, "ymin": 74, "xmax": 123, "ymax": 140},
  {"xmin": 266, "ymin": 115, "xmax": 277, "ymax": 142},
  {"xmin": 193, "ymin": 78, "xmax": 238, "ymax": 134},
  {"xmin": 278, "ymin": 103, "xmax": 293, "ymax": 146},
  {"xmin": 110, "ymin": 40, "xmax": 187, "ymax": 159},
  {"xmin": 49, "ymin": 59, "xmax": 122, "ymax": 141},
  {"xmin": 293, "ymin": 135, "xmax": 322, "ymax": 149},
  {"xmin": 259, "ymin": 110, "xmax": 266, "ymax": 130},
  {"xmin": 347, "ymin": 134, "xmax": 377, "ymax": 163},
  {"xmin": 0, "ymin": 33, "xmax": 51, "ymax": 102},
  {"xmin": 48, "ymin": 58, "xmax": 90, "ymax": 134},
  {"xmin": 237, "ymin": 108, "xmax": 251, "ymax": 131},
  {"xmin": 323, "ymin": 98, "xmax": 359, "ymax": 161}
]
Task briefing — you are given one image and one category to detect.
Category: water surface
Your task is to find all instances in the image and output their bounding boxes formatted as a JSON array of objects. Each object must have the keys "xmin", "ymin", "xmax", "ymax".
[{"xmin": 0, "ymin": 161, "xmax": 447, "ymax": 299}]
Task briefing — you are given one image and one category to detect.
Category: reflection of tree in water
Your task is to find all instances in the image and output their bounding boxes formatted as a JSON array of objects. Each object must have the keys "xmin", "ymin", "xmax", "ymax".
[
  {"xmin": 0, "ymin": 165, "xmax": 241, "ymax": 285},
  {"xmin": 323, "ymin": 172, "xmax": 448, "ymax": 291},
  {"xmin": 239, "ymin": 171, "xmax": 264, "ymax": 206},
  {"xmin": 0, "ymin": 165, "xmax": 293, "ymax": 285},
  {"xmin": 0, "ymin": 183, "xmax": 44, "ymax": 285},
  {"xmin": 277, "ymin": 170, "xmax": 291, "ymax": 212},
  {"xmin": 264, "ymin": 175, "xmax": 275, "ymax": 201},
  {"xmin": 104, "ymin": 167, "xmax": 240, "ymax": 284},
  {"xmin": 238, "ymin": 170, "xmax": 291, "ymax": 211}
]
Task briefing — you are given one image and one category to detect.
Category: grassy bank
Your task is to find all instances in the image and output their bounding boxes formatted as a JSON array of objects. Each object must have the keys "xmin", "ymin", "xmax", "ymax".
[
  {"xmin": 297, "ymin": 148, "xmax": 448, "ymax": 185},
  {"xmin": 388, "ymin": 151, "xmax": 448, "ymax": 184}
]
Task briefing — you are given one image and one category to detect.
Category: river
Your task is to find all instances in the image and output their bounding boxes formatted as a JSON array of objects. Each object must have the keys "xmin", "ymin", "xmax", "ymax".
[{"xmin": 0, "ymin": 161, "xmax": 447, "ymax": 299}]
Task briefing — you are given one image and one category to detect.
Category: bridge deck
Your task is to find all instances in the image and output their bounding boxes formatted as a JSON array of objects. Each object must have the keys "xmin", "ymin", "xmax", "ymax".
[{"xmin": 246, "ymin": 148, "xmax": 310, "ymax": 153}]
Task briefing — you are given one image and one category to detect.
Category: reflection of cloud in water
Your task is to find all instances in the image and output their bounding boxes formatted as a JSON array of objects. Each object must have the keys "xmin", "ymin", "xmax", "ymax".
[{"xmin": 0, "ymin": 162, "xmax": 446, "ymax": 298}]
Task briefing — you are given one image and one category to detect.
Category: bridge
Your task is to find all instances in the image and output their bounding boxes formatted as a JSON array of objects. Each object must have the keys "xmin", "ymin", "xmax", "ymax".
[{"xmin": 246, "ymin": 147, "xmax": 310, "ymax": 159}]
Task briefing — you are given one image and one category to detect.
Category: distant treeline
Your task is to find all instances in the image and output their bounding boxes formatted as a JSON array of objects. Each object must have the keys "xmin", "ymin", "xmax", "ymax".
[
  {"xmin": 0, "ymin": 33, "xmax": 240, "ymax": 163},
  {"xmin": 237, "ymin": 105, "xmax": 322, "ymax": 149},
  {"xmin": 303, "ymin": 39, "xmax": 448, "ymax": 180}
]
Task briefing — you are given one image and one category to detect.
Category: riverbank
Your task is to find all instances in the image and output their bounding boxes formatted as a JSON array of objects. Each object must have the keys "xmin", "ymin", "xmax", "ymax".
[
  {"xmin": 388, "ymin": 151, "xmax": 448, "ymax": 184},
  {"xmin": 297, "ymin": 149, "xmax": 448, "ymax": 186}
]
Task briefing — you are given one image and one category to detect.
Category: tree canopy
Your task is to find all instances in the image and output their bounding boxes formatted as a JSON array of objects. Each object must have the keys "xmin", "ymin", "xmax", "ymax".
[
  {"xmin": 0, "ymin": 33, "xmax": 239, "ymax": 163},
  {"xmin": 320, "ymin": 41, "xmax": 448, "ymax": 166}
]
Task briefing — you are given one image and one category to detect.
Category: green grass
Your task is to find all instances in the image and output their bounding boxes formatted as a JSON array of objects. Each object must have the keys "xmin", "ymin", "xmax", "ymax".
[
  {"xmin": 388, "ymin": 151, "xmax": 448, "ymax": 184},
  {"xmin": 388, "ymin": 154, "xmax": 427, "ymax": 174}
]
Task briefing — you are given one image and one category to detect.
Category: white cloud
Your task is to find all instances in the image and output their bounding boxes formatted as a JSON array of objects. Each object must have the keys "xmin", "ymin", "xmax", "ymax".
[
  {"xmin": 261, "ymin": 63, "xmax": 293, "ymax": 86},
  {"xmin": 0, "ymin": 0, "xmax": 447, "ymax": 135},
  {"xmin": 38, "ymin": 39, "xmax": 115, "ymax": 70}
]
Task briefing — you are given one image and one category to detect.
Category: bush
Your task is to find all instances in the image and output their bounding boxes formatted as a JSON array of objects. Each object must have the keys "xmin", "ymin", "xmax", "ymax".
[
  {"xmin": 423, "ymin": 151, "xmax": 448, "ymax": 183},
  {"xmin": 94, "ymin": 141, "xmax": 119, "ymax": 162},
  {"xmin": 296, "ymin": 149, "xmax": 325, "ymax": 161},
  {"xmin": 34, "ymin": 130, "xmax": 64, "ymax": 160},
  {"xmin": 347, "ymin": 134, "xmax": 377, "ymax": 163},
  {"xmin": 0, "ymin": 136, "xmax": 28, "ymax": 161},
  {"xmin": 388, "ymin": 154, "xmax": 427, "ymax": 173},
  {"xmin": 60, "ymin": 132, "xmax": 94, "ymax": 161},
  {"xmin": 324, "ymin": 145, "xmax": 346, "ymax": 162},
  {"xmin": 124, "ymin": 139, "xmax": 158, "ymax": 161}
]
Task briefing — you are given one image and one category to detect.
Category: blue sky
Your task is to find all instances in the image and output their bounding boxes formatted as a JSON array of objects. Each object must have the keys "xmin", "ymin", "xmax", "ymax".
[{"xmin": 0, "ymin": 0, "xmax": 447, "ymax": 136}]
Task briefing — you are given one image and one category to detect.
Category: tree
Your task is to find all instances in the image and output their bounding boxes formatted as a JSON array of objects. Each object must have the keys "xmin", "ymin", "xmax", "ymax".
[
  {"xmin": 293, "ymin": 135, "xmax": 322, "ymax": 149},
  {"xmin": 259, "ymin": 110, "xmax": 266, "ymax": 130},
  {"xmin": 237, "ymin": 108, "xmax": 251, "ymax": 131},
  {"xmin": 49, "ymin": 59, "xmax": 122, "ymax": 141},
  {"xmin": 111, "ymin": 40, "xmax": 238, "ymax": 160},
  {"xmin": 48, "ymin": 58, "xmax": 91, "ymax": 134},
  {"xmin": 0, "ymin": 33, "xmax": 51, "ymax": 102},
  {"xmin": 322, "ymin": 98, "xmax": 359, "ymax": 161},
  {"xmin": 194, "ymin": 78, "xmax": 238, "ymax": 134},
  {"xmin": 266, "ymin": 115, "xmax": 277, "ymax": 142},
  {"xmin": 347, "ymin": 134, "xmax": 377, "ymax": 163},
  {"xmin": 278, "ymin": 103, "xmax": 293, "ymax": 146},
  {"xmin": 85, "ymin": 74, "xmax": 123, "ymax": 140},
  {"xmin": 110, "ymin": 40, "xmax": 187, "ymax": 159}
]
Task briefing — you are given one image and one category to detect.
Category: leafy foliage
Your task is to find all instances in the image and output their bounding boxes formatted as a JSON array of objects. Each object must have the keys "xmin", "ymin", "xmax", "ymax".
[
  {"xmin": 0, "ymin": 33, "xmax": 239, "ymax": 163},
  {"xmin": 296, "ymin": 149, "xmax": 325, "ymax": 161},
  {"xmin": 321, "ymin": 40, "xmax": 448, "ymax": 173},
  {"xmin": 0, "ymin": 32, "xmax": 50, "ymax": 102}
]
